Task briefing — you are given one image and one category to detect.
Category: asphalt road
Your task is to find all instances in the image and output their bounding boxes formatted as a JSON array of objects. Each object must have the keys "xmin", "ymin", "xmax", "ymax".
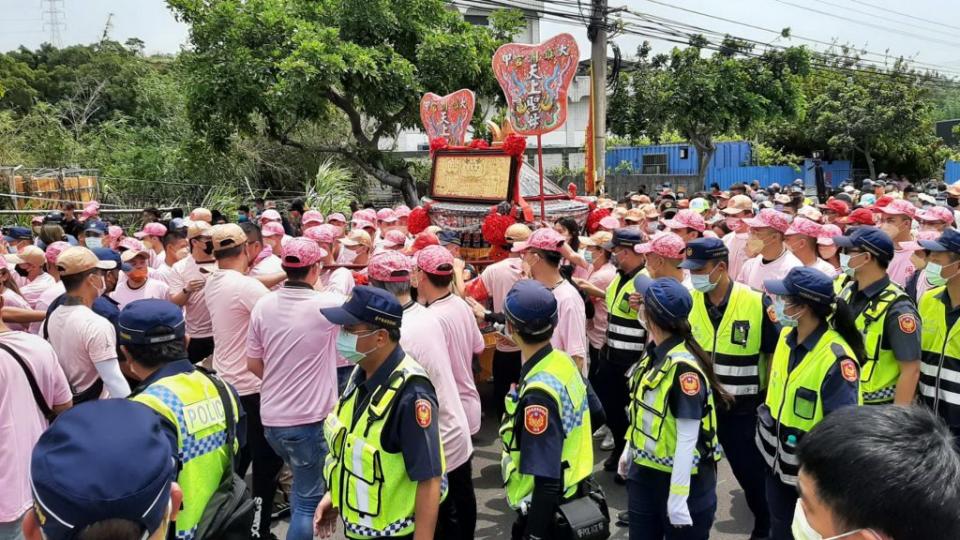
[{"xmin": 271, "ymin": 381, "xmax": 755, "ymax": 540}]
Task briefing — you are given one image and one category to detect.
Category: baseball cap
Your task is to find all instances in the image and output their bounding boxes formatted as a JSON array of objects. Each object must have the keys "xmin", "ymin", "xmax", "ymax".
[
  {"xmin": 351, "ymin": 219, "xmax": 375, "ymax": 232},
  {"xmin": 5, "ymin": 245, "xmax": 45, "ymax": 266},
  {"xmin": 31, "ymin": 215, "xmax": 43, "ymax": 226},
  {"xmin": 281, "ymin": 237, "xmax": 325, "ymax": 268},
  {"xmin": 678, "ymin": 237, "xmax": 728, "ymax": 270},
  {"xmin": 55, "ymin": 246, "xmax": 118, "ymax": 276},
  {"xmin": 91, "ymin": 247, "xmax": 127, "ymax": 272},
  {"xmin": 635, "ymin": 232, "xmax": 686, "ymax": 259},
  {"xmin": 919, "ymin": 228, "xmax": 960, "ymax": 254},
  {"xmin": 118, "ymin": 299, "xmax": 186, "ymax": 345},
  {"xmin": 688, "ymin": 198, "xmax": 709, "ymax": 214},
  {"xmin": 602, "ymin": 228, "xmax": 644, "ymax": 250},
  {"xmin": 511, "ymin": 227, "xmax": 566, "ymax": 253},
  {"xmin": 505, "ymin": 223, "xmax": 532, "ymax": 244},
  {"xmin": 377, "ymin": 208, "xmax": 398, "ymax": 223},
  {"xmin": 383, "ymin": 229, "xmax": 410, "ymax": 248},
  {"xmin": 5, "ymin": 226, "xmax": 32, "ymax": 241},
  {"xmin": 844, "ymin": 208, "xmax": 876, "ymax": 226},
  {"xmin": 598, "ymin": 215, "xmax": 621, "ymax": 231},
  {"xmin": 301, "ymin": 210, "xmax": 324, "ymax": 226},
  {"xmin": 663, "ymin": 209, "xmax": 706, "ymax": 232},
  {"xmin": 878, "ymin": 199, "xmax": 917, "ymax": 219},
  {"xmin": 917, "ymin": 206, "xmax": 955, "ymax": 225},
  {"xmin": 186, "ymin": 219, "xmax": 212, "ymax": 240},
  {"xmin": 437, "ymin": 230, "xmax": 461, "ymax": 247},
  {"xmin": 305, "ymin": 224, "xmax": 340, "ymax": 245},
  {"xmin": 579, "ymin": 231, "xmax": 613, "ymax": 248},
  {"xmin": 415, "ymin": 245, "xmax": 454, "ymax": 275},
  {"xmin": 407, "ymin": 232, "xmax": 440, "ymax": 254},
  {"xmin": 947, "ymin": 181, "xmax": 960, "ymax": 197},
  {"xmin": 108, "ymin": 225, "xmax": 124, "ymax": 239},
  {"xmin": 764, "ymin": 266, "xmax": 835, "ymax": 304},
  {"xmin": 44, "ymin": 241, "xmax": 71, "ymax": 266},
  {"xmin": 832, "ymin": 226, "xmax": 895, "ymax": 261},
  {"xmin": 722, "ymin": 195, "xmax": 753, "ymax": 215},
  {"xmin": 819, "ymin": 199, "xmax": 850, "ymax": 216},
  {"xmin": 368, "ymin": 251, "xmax": 414, "ymax": 282},
  {"xmin": 643, "ymin": 277, "xmax": 693, "ymax": 320},
  {"xmin": 339, "ymin": 229, "xmax": 373, "ymax": 249},
  {"xmin": 43, "ymin": 211, "xmax": 64, "ymax": 224},
  {"xmin": 394, "ymin": 205, "xmax": 411, "ymax": 218},
  {"xmin": 259, "ymin": 209, "xmax": 281, "ymax": 223},
  {"xmin": 637, "ymin": 203, "xmax": 660, "ymax": 219},
  {"xmin": 134, "ymin": 222, "xmax": 167, "ymax": 239},
  {"xmin": 785, "ymin": 216, "xmax": 823, "ymax": 238},
  {"xmin": 261, "ymin": 221, "xmax": 285, "ymax": 238},
  {"xmin": 210, "ymin": 223, "xmax": 247, "ymax": 253},
  {"xmin": 624, "ymin": 208, "xmax": 644, "ymax": 223},
  {"xmin": 503, "ymin": 279, "xmax": 558, "ymax": 336},
  {"xmin": 319, "ymin": 285, "xmax": 403, "ymax": 329},
  {"xmin": 82, "ymin": 220, "xmax": 108, "ymax": 235},
  {"xmin": 30, "ymin": 400, "xmax": 177, "ymax": 540},
  {"xmin": 796, "ymin": 205, "xmax": 823, "ymax": 222},
  {"xmin": 189, "ymin": 207, "xmax": 213, "ymax": 224},
  {"xmin": 327, "ymin": 212, "xmax": 347, "ymax": 225},
  {"xmin": 743, "ymin": 208, "xmax": 790, "ymax": 234},
  {"xmin": 817, "ymin": 224, "xmax": 843, "ymax": 246},
  {"xmin": 120, "ymin": 241, "xmax": 150, "ymax": 263}
]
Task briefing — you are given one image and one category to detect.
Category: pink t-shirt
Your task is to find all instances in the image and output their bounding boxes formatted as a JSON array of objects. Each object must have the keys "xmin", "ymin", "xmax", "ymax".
[
  {"xmin": 30, "ymin": 281, "xmax": 65, "ymax": 334},
  {"xmin": 401, "ymin": 302, "xmax": 473, "ymax": 469},
  {"xmin": 2, "ymin": 288, "xmax": 33, "ymax": 332},
  {"xmin": 18, "ymin": 272, "xmax": 55, "ymax": 308},
  {"xmin": 808, "ymin": 258, "xmax": 839, "ymax": 278},
  {"xmin": 888, "ymin": 248, "xmax": 916, "ymax": 288},
  {"xmin": 550, "ymin": 280, "xmax": 588, "ymax": 367},
  {"xmin": 246, "ymin": 285, "xmax": 343, "ymax": 427},
  {"xmin": 109, "ymin": 277, "xmax": 170, "ymax": 310},
  {"xmin": 426, "ymin": 293, "xmax": 485, "ymax": 435},
  {"xmin": 915, "ymin": 272, "xmax": 936, "ymax": 302},
  {"xmin": 43, "ymin": 304, "xmax": 118, "ymax": 395},
  {"xmin": 479, "ymin": 257, "xmax": 524, "ymax": 352},
  {"xmin": 0, "ymin": 331, "xmax": 71, "ymax": 522},
  {"xmin": 723, "ymin": 232, "xmax": 751, "ymax": 283},
  {"xmin": 154, "ymin": 260, "xmax": 178, "ymax": 286},
  {"xmin": 250, "ymin": 254, "xmax": 284, "ymax": 276},
  {"xmin": 204, "ymin": 269, "xmax": 269, "ymax": 396},
  {"xmin": 738, "ymin": 249, "xmax": 802, "ymax": 292},
  {"xmin": 318, "ymin": 267, "xmax": 355, "ymax": 297},
  {"xmin": 168, "ymin": 256, "xmax": 214, "ymax": 338},
  {"xmin": 585, "ymin": 263, "xmax": 617, "ymax": 350}
]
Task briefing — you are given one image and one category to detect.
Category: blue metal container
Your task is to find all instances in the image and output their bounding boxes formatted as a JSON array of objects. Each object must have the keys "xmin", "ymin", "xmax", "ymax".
[{"xmin": 606, "ymin": 141, "xmax": 752, "ymax": 175}]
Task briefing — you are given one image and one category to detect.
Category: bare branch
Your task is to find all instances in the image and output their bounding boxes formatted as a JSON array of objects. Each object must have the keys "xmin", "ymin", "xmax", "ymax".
[{"xmin": 323, "ymin": 89, "xmax": 370, "ymax": 146}]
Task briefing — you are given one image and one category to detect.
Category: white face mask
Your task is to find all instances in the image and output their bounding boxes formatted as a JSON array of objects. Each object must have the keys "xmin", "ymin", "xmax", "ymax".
[{"xmin": 792, "ymin": 500, "xmax": 865, "ymax": 540}]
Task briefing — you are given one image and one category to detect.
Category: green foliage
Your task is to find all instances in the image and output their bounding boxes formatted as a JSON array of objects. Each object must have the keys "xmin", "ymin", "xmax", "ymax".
[
  {"xmin": 304, "ymin": 159, "xmax": 356, "ymax": 215},
  {"xmin": 752, "ymin": 142, "xmax": 801, "ymax": 169}
]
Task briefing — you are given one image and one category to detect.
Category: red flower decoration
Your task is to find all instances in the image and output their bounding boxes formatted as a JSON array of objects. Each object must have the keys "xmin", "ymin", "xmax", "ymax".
[
  {"xmin": 468, "ymin": 139, "xmax": 490, "ymax": 149},
  {"xmin": 502, "ymin": 134, "xmax": 526, "ymax": 157},
  {"xmin": 481, "ymin": 210, "xmax": 516, "ymax": 247},
  {"xmin": 407, "ymin": 206, "xmax": 431, "ymax": 235},
  {"xmin": 429, "ymin": 137, "xmax": 448, "ymax": 154},
  {"xmin": 567, "ymin": 183, "xmax": 578, "ymax": 198},
  {"xmin": 586, "ymin": 207, "xmax": 611, "ymax": 235}
]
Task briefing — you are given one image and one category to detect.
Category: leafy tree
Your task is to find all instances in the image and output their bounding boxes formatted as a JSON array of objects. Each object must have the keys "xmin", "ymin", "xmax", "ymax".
[
  {"xmin": 166, "ymin": 0, "xmax": 524, "ymax": 206},
  {"xmin": 608, "ymin": 37, "xmax": 809, "ymax": 188}
]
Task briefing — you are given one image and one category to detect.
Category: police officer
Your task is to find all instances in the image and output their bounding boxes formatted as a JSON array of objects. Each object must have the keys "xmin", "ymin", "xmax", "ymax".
[
  {"xmin": 498, "ymin": 279, "xmax": 594, "ymax": 540},
  {"xmin": 123, "ymin": 299, "xmax": 242, "ymax": 540},
  {"xmin": 314, "ymin": 286, "xmax": 445, "ymax": 540},
  {"xmin": 834, "ymin": 227, "xmax": 921, "ymax": 405},
  {"xmin": 757, "ymin": 267, "xmax": 863, "ymax": 540},
  {"xmin": 680, "ymin": 238, "xmax": 778, "ymax": 540},
  {"xmin": 594, "ymin": 228, "xmax": 646, "ymax": 471},
  {"xmin": 622, "ymin": 277, "xmax": 728, "ymax": 540},
  {"xmin": 917, "ymin": 228, "xmax": 960, "ymax": 441}
]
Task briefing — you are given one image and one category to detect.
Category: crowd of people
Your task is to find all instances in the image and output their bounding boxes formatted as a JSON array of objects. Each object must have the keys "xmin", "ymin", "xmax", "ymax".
[{"xmin": 2, "ymin": 176, "xmax": 960, "ymax": 540}]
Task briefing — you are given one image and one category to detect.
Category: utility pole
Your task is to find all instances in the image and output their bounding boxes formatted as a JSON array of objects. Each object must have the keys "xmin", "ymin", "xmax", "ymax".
[
  {"xmin": 588, "ymin": 0, "xmax": 608, "ymax": 195},
  {"xmin": 41, "ymin": 0, "xmax": 66, "ymax": 48}
]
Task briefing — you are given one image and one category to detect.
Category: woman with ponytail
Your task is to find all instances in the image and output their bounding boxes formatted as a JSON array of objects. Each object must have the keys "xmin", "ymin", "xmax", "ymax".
[
  {"xmin": 620, "ymin": 277, "xmax": 729, "ymax": 540},
  {"xmin": 758, "ymin": 266, "xmax": 863, "ymax": 540}
]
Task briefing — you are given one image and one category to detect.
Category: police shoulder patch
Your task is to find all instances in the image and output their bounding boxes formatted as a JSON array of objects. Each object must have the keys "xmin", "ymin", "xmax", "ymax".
[
  {"xmin": 679, "ymin": 372, "xmax": 701, "ymax": 396},
  {"xmin": 414, "ymin": 399, "xmax": 432, "ymax": 428},
  {"xmin": 898, "ymin": 314, "xmax": 917, "ymax": 334},
  {"xmin": 840, "ymin": 359, "xmax": 858, "ymax": 382},
  {"xmin": 524, "ymin": 404, "xmax": 549, "ymax": 435}
]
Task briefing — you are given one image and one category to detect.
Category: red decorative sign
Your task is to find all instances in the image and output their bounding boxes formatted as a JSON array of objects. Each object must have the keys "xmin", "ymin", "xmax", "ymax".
[
  {"xmin": 492, "ymin": 34, "xmax": 580, "ymax": 135},
  {"xmin": 419, "ymin": 89, "xmax": 476, "ymax": 146}
]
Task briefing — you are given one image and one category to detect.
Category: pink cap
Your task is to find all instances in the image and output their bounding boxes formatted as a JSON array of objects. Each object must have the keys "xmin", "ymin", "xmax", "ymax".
[
  {"xmin": 394, "ymin": 205, "xmax": 411, "ymax": 218},
  {"xmin": 878, "ymin": 199, "xmax": 917, "ymax": 219},
  {"xmin": 416, "ymin": 245, "xmax": 455, "ymax": 275},
  {"xmin": 511, "ymin": 227, "xmax": 566, "ymax": 253},
  {"xmin": 31, "ymin": 215, "xmax": 43, "ymax": 225},
  {"xmin": 44, "ymin": 241, "xmax": 71, "ymax": 265},
  {"xmin": 305, "ymin": 224, "xmax": 340, "ymax": 245},
  {"xmin": 327, "ymin": 213, "xmax": 347, "ymax": 224},
  {"xmin": 599, "ymin": 216, "xmax": 620, "ymax": 230},
  {"xmin": 899, "ymin": 230, "xmax": 941, "ymax": 251},
  {"xmin": 663, "ymin": 209, "xmax": 706, "ymax": 232},
  {"xmin": 356, "ymin": 209, "xmax": 378, "ymax": 223},
  {"xmin": 260, "ymin": 209, "xmax": 282, "ymax": 223},
  {"xmin": 383, "ymin": 230, "xmax": 408, "ymax": 248},
  {"xmin": 917, "ymin": 206, "xmax": 955, "ymax": 225},
  {"xmin": 817, "ymin": 224, "xmax": 843, "ymax": 246},
  {"xmin": 407, "ymin": 232, "xmax": 440, "ymax": 254},
  {"xmin": 281, "ymin": 237, "xmax": 325, "ymax": 268},
  {"xmin": 634, "ymin": 232, "xmax": 686, "ymax": 259},
  {"xmin": 743, "ymin": 208, "xmax": 790, "ymax": 234},
  {"xmin": 368, "ymin": 251, "xmax": 414, "ymax": 282},
  {"xmin": 118, "ymin": 237, "xmax": 145, "ymax": 252},
  {"xmin": 262, "ymin": 221, "xmax": 285, "ymax": 237},
  {"xmin": 81, "ymin": 201, "xmax": 100, "ymax": 218},
  {"xmin": 301, "ymin": 210, "xmax": 324, "ymax": 226},
  {"xmin": 108, "ymin": 225, "xmax": 123, "ymax": 239},
  {"xmin": 377, "ymin": 208, "xmax": 398, "ymax": 223},
  {"xmin": 785, "ymin": 216, "xmax": 823, "ymax": 238},
  {"xmin": 134, "ymin": 222, "xmax": 167, "ymax": 239},
  {"xmin": 352, "ymin": 219, "xmax": 375, "ymax": 231}
]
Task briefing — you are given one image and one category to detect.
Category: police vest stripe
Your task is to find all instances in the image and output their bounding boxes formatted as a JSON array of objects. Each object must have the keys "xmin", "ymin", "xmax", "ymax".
[
  {"xmin": 608, "ymin": 322, "xmax": 646, "ymax": 337},
  {"xmin": 605, "ymin": 273, "xmax": 646, "ymax": 359},
  {"xmin": 918, "ymin": 286, "xmax": 960, "ymax": 427}
]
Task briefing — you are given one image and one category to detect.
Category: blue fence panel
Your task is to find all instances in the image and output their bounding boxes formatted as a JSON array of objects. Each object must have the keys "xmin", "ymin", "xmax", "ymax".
[
  {"xmin": 802, "ymin": 159, "xmax": 853, "ymax": 188},
  {"xmin": 607, "ymin": 141, "xmax": 751, "ymax": 175},
  {"xmin": 946, "ymin": 161, "xmax": 960, "ymax": 183},
  {"xmin": 706, "ymin": 166, "xmax": 799, "ymax": 190}
]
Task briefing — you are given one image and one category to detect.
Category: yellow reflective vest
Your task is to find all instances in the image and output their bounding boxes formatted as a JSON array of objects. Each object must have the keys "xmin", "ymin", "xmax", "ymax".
[
  {"xmin": 918, "ymin": 286, "xmax": 960, "ymax": 428},
  {"xmin": 604, "ymin": 269, "xmax": 647, "ymax": 363}
]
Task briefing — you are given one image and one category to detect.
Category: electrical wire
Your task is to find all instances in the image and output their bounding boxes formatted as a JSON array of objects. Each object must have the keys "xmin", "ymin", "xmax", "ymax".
[
  {"xmin": 848, "ymin": 0, "xmax": 960, "ymax": 33},
  {"xmin": 806, "ymin": 0, "xmax": 960, "ymax": 39}
]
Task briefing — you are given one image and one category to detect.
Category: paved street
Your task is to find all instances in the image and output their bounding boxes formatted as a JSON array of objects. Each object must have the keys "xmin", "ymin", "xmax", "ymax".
[{"xmin": 272, "ymin": 381, "xmax": 755, "ymax": 539}]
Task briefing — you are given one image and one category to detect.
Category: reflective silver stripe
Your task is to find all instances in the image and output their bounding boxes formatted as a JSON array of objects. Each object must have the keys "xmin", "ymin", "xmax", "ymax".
[
  {"xmin": 775, "ymin": 470, "xmax": 798, "ymax": 486},
  {"xmin": 640, "ymin": 388, "xmax": 662, "ymax": 437},
  {"xmin": 720, "ymin": 383, "xmax": 760, "ymax": 396},
  {"xmin": 352, "ymin": 440, "xmax": 372, "ymax": 524},
  {"xmin": 756, "ymin": 423, "xmax": 778, "ymax": 448},
  {"xmin": 755, "ymin": 430, "xmax": 775, "ymax": 468},
  {"xmin": 606, "ymin": 338, "xmax": 645, "ymax": 350},
  {"xmin": 608, "ymin": 323, "xmax": 645, "ymax": 337},
  {"xmin": 921, "ymin": 361, "xmax": 960, "ymax": 385},
  {"xmin": 779, "ymin": 448, "xmax": 799, "ymax": 465},
  {"xmin": 714, "ymin": 364, "xmax": 759, "ymax": 377},
  {"xmin": 920, "ymin": 384, "xmax": 960, "ymax": 407}
]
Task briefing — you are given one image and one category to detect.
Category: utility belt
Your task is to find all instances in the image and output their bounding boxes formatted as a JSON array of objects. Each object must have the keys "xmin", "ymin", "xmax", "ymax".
[
  {"xmin": 72, "ymin": 378, "xmax": 104, "ymax": 404},
  {"xmin": 516, "ymin": 477, "xmax": 610, "ymax": 540}
]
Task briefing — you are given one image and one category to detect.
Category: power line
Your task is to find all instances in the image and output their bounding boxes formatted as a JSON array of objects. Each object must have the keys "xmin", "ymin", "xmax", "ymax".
[
  {"xmin": 807, "ymin": 0, "xmax": 959, "ymax": 39},
  {"xmin": 849, "ymin": 0, "xmax": 960, "ymax": 33}
]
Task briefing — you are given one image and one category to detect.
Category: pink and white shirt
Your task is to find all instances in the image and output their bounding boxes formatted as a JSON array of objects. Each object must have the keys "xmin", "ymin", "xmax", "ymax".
[
  {"xmin": 109, "ymin": 278, "xmax": 170, "ymax": 310},
  {"xmin": 318, "ymin": 267, "xmax": 355, "ymax": 297},
  {"xmin": 584, "ymin": 263, "xmax": 617, "ymax": 350},
  {"xmin": 2, "ymin": 288, "xmax": 33, "ymax": 332},
  {"xmin": 43, "ymin": 303, "xmax": 117, "ymax": 395},
  {"xmin": 479, "ymin": 257, "xmax": 524, "ymax": 352},
  {"xmin": 551, "ymin": 280, "xmax": 588, "ymax": 369},
  {"xmin": 888, "ymin": 248, "xmax": 916, "ymax": 288},
  {"xmin": 723, "ymin": 232, "xmax": 751, "ymax": 283},
  {"xmin": 426, "ymin": 293, "xmax": 485, "ymax": 435},
  {"xmin": 30, "ymin": 280, "xmax": 65, "ymax": 334},
  {"xmin": 17, "ymin": 272, "xmax": 55, "ymax": 308},
  {"xmin": 738, "ymin": 249, "xmax": 802, "ymax": 292},
  {"xmin": 204, "ymin": 269, "xmax": 269, "ymax": 396},
  {"xmin": 167, "ymin": 256, "xmax": 214, "ymax": 338}
]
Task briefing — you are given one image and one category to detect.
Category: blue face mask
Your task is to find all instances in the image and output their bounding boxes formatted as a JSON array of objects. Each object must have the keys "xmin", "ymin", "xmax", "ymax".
[
  {"xmin": 237, "ymin": 214, "xmax": 249, "ymax": 223},
  {"xmin": 335, "ymin": 329, "xmax": 379, "ymax": 364},
  {"xmin": 774, "ymin": 298, "xmax": 801, "ymax": 327},
  {"xmin": 85, "ymin": 236, "xmax": 103, "ymax": 250},
  {"xmin": 584, "ymin": 249, "xmax": 594, "ymax": 265},
  {"xmin": 691, "ymin": 265, "xmax": 721, "ymax": 293}
]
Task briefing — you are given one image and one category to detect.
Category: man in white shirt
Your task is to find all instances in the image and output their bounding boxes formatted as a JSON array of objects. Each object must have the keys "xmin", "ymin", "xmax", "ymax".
[
  {"xmin": 110, "ymin": 244, "xmax": 170, "ymax": 310},
  {"xmin": 5, "ymin": 245, "xmax": 54, "ymax": 308},
  {"xmin": 155, "ymin": 228, "xmax": 188, "ymax": 285},
  {"xmin": 168, "ymin": 220, "xmax": 217, "ymax": 364},
  {"xmin": 739, "ymin": 208, "xmax": 802, "ymax": 291}
]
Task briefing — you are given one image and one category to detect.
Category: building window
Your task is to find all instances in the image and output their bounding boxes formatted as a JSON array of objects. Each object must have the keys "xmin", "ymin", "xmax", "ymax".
[
  {"xmin": 642, "ymin": 154, "xmax": 668, "ymax": 174},
  {"xmin": 679, "ymin": 147, "xmax": 689, "ymax": 160},
  {"xmin": 464, "ymin": 14, "xmax": 490, "ymax": 26}
]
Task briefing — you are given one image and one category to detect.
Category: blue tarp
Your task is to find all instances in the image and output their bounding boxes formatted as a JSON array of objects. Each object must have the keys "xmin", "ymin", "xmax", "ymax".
[{"xmin": 946, "ymin": 161, "xmax": 960, "ymax": 183}]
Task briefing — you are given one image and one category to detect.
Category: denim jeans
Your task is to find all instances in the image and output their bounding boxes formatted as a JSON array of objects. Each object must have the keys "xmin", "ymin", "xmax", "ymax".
[
  {"xmin": 264, "ymin": 422, "xmax": 329, "ymax": 540},
  {"xmin": 0, "ymin": 520, "xmax": 24, "ymax": 540}
]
